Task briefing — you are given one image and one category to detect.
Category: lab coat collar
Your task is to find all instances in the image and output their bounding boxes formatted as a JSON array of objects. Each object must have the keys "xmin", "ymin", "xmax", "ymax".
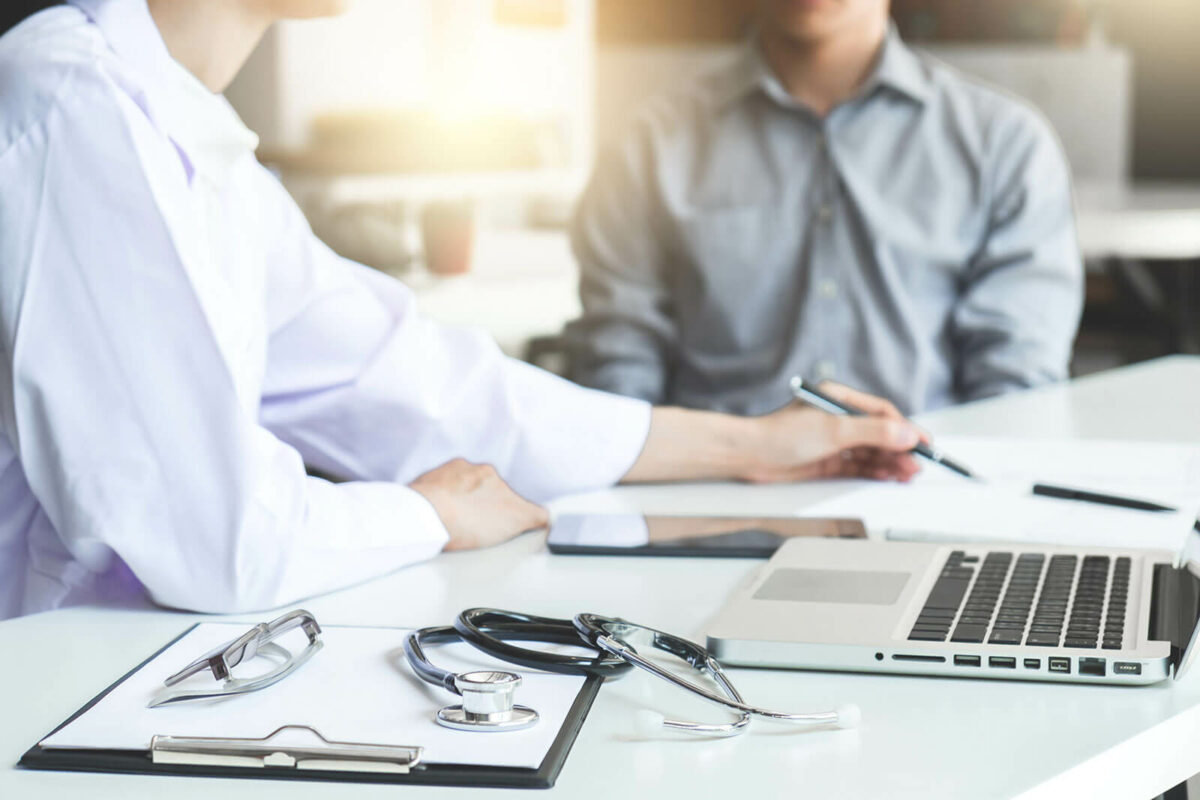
[
  {"xmin": 714, "ymin": 25, "xmax": 930, "ymax": 112},
  {"xmin": 67, "ymin": 0, "xmax": 259, "ymax": 188}
]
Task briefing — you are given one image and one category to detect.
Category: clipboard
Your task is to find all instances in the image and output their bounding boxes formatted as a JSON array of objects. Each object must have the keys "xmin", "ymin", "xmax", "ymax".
[{"xmin": 19, "ymin": 623, "xmax": 602, "ymax": 789}]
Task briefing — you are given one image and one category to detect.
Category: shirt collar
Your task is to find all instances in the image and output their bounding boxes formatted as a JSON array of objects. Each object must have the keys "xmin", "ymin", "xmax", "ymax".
[
  {"xmin": 67, "ymin": 0, "xmax": 259, "ymax": 188},
  {"xmin": 714, "ymin": 25, "xmax": 930, "ymax": 112},
  {"xmin": 865, "ymin": 26, "xmax": 931, "ymax": 105}
]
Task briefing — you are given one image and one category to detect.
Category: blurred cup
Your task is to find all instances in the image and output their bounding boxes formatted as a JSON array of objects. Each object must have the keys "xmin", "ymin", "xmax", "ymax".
[{"xmin": 420, "ymin": 200, "xmax": 476, "ymax": 276}]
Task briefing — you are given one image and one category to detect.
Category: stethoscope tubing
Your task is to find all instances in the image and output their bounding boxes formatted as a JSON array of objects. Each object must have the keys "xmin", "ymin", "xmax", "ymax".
[
  {"xmin": 403, "ymin": 626, "xmax": 464, "ymax": 694},
  {"xmin": 453, "ymin": 608, "xmax": 632, "ymax": 679},
  {"xmin": 408, "ymin": 609, "xmax": 846, "ymax": 738}
]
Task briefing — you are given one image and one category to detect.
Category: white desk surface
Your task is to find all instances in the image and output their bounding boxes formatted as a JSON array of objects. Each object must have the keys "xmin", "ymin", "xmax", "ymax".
[
  {"xmin": 1075, "ymin": 182, "xmax": 1200, "ymax": 261},
  {"xmin": 3, "ymin": 356, "xmax": 1200, "ymax": 800}
]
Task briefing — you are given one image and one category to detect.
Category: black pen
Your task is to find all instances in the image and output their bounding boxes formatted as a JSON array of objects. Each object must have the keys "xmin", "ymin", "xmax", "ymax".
[
  {"xmin": 789, "ymin": 376, "xmax": 978, "ymax": 480},
  {"xmin": 1032, "ymin": 483, "xmax": 1177, "ymax": 513}
]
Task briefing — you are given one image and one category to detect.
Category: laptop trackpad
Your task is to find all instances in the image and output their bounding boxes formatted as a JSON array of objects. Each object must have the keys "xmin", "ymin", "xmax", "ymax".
[{"xmin": 754, "ymin": 568, "xmax": 910, "ymax": 605}]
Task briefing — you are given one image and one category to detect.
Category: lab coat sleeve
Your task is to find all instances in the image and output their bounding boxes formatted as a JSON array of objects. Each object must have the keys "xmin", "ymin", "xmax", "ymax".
[
  {"xmin": 253, "ymin": 170, "xmax": 653, "ymax": 503},
  {"xmin": 951, "ymin": 104, "xmax": 1084, "ymax": 401},
  {"xmin": 0, "ymin": 67, "xmax": 451, "ymax": 614},
  {"xmin": 560, "ymin": 114, "xmax": 678, "ymax": 403}
]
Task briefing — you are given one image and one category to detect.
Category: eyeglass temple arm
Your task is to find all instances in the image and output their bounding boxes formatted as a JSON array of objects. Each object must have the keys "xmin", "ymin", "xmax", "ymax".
[{"xmin": 163, "ymin": 610, "xmax": 321, "ymax": 687}]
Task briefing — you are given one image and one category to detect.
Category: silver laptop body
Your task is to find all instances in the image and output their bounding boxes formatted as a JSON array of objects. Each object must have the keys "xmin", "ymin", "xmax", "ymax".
[{"xmin": 707, "ymin": 534, "xmax": 1200, "ymax": 686}]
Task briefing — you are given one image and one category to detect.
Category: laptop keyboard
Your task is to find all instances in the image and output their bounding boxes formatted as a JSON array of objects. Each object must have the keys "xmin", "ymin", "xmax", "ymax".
[{"xmin": 907, "ymin": 551, "xmax": 1131, "ymax": 650}]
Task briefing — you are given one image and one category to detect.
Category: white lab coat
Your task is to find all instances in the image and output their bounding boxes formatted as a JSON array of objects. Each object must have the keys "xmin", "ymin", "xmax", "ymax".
[{"xmin": 0, "ymin": 0, "xmax": 650, "ymax": 616}]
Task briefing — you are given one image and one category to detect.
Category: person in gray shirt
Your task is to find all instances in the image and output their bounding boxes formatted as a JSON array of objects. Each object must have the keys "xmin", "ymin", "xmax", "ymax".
[{"xmin": 563, "ymin": 0, "xmax": 1083, "ymax": 416}]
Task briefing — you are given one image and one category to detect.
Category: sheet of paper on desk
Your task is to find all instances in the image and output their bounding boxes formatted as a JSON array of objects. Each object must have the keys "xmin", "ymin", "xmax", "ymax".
[
  {"xmin": 798, "ymin": 437, "xmax": 1200, "ymax": 551},
  {"xmin": 39, "ymin": 623, "xmax": 587, "ymax": 769}
]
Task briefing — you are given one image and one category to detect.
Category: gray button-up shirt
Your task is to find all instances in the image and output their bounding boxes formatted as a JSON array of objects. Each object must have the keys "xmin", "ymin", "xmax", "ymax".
[{"xmin": 564, "ymin": 31, "xmax": 1083, "ymax": 415}]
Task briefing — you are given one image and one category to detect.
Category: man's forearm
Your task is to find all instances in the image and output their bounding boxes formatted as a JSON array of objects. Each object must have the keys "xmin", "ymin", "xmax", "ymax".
[
  {"xmin": 619, "ymin": 390, "xmax": 924, "ymax": 487},
  {"xmin": 620, "ymin": 407, "xmax": 760, "ymax": 484}
]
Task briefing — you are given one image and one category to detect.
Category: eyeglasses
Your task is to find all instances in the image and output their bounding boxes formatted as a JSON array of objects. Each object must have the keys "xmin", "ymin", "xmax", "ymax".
[{"xmin": 149, "ymin": 609, "xmax": 322, "ymax": 708}]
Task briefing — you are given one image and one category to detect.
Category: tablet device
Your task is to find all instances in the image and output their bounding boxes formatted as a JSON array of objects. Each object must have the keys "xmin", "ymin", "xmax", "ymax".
[{"xmin": 545, "ymin": 514, "xmax": 866, "ymax": 558}]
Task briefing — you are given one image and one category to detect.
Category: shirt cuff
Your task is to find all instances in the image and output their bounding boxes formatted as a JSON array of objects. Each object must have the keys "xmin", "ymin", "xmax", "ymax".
[
  {"xmin": 502, "ymin": 359, "xmax": 653, "ymax": 501},
  {"xmin": 330, "ymin": 480, "xmax": 450, "ymax": 553}
]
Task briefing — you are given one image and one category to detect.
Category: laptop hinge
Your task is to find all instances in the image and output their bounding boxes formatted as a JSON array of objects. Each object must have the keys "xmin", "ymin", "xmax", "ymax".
[
  {"xmin": 1148, "ymin": 562, "xmax": 1200, "ymax": 674},
  {"xmin": 1149, "ymin": 563, "xmax": 1182, "ymax": 671}
]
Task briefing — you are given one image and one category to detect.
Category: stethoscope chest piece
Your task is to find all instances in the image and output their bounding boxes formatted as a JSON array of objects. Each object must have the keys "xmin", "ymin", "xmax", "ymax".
[{"xmin": 435, "ymin": 670, "xmax": 540, "ymax": 732}]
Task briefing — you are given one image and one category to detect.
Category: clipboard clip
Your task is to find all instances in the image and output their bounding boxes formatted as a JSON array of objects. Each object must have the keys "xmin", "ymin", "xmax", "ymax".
[{"xmin": 150, "ymin": 725, "xmax": 424, "ymax": 774}]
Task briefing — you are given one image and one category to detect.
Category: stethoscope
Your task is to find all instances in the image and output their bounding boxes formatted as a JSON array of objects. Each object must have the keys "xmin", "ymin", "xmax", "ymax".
[{"xmin": 403, "ymin": 608, "xmax": 859, "ymax": 737}]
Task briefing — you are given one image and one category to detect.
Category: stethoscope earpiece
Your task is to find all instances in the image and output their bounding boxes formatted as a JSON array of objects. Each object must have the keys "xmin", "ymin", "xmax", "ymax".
[{"xmin": 833, "ymin": 703, "xmax": 862, "ymax": 729}]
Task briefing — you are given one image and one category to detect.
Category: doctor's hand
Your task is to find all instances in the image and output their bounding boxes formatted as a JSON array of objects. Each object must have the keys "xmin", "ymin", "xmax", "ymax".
[
  {"xmin": 410, "ymin": 459, "xmax": 550, "ymax": 551},
  {"xmin": 741, "ymin": 382, "xmax": 928, "ymax": 484},
  {"xmin": 622, "ymin": 382, "xmax": 927, "ymax": 486}
]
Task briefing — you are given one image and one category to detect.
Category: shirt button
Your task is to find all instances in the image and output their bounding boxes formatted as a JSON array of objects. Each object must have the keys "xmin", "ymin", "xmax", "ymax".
[
  {"xmin": 816, "ymin": 204, "xmax": 833, "ymax": 224},
  {"xmin": 818, "ymin": 280, "xmax": 838, "ymax": 299},
  {"xmin": 815, "ymin": 360, "xmax": 837, "ymax": 380}
]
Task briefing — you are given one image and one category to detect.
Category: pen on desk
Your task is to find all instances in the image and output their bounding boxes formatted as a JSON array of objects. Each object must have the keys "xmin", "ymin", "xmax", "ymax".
[
  {"xmin": 789, "ymin": 376, "xmax": 979, "ymax": 481},
  {"xmin": 1032, "ymin": 483, "xmax": 1177, "ymax": 513}
]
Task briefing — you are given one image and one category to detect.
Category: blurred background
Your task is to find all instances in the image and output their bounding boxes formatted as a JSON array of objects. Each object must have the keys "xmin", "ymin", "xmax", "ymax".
[{"xmin": 226, "ymin": 0, "xmax": 1200, "ymax": 378}]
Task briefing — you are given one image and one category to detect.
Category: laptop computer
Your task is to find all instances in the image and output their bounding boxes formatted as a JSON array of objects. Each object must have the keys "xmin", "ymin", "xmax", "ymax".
[{"xmin": 706, "ymin": 528, "xmax": 1200, "ymax": 685}]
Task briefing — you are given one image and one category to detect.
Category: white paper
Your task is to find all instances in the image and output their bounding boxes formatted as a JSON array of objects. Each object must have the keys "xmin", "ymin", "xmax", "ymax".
[
  {"xmin": 799, "ymin": 437, "xmax": 1200, "ymax": 551},
  {"xmin": 40, "ymin": 623, "xmax": 588, "ymax": 769}
]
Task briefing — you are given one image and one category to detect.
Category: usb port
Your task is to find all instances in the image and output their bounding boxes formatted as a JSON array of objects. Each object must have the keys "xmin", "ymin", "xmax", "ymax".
[
  {"xmin": 988, "ymin": 656, "xmax": 1016, "ymax": 669},
  {"xmin": 1114, "ymin": 662, "xmax": 1142, "ymax": 676},
  {"xmin": 1079, "ymin": 658, "xmax": 1106, "ymax": 677},
  {"xmin": 954, "ymin": 655, "xmax": 981, "ymax": 667},
  {"xmin": 1048, "ymin": 657, "xmax": 1071, "ymax": 673},
  {"xmin": 1023, "ymin": 658, "xmax": 1041, "ymax": 669}
]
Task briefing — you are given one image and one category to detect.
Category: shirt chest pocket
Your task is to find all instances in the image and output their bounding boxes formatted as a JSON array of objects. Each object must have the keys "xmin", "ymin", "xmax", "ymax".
[{"xmin": 672, "ymin": 203, "xmax": 803, "ymax": 330}]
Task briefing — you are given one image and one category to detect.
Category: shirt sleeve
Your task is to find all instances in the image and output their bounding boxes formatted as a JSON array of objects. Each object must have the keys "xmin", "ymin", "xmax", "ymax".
[
  {"xmin": 254, "ymin": 168, "xmax": 652, "ymax": 503},
  {"xmin": 0, "ymin": 67, "xmax": 451, "ymax": 615},
  {"xmin": 562, "ymin": 115, "xmax": 678, "ymax": 403},
  {"xmin": 951, "ymin": 104, "xmax": 1084, "ymax": 402}
]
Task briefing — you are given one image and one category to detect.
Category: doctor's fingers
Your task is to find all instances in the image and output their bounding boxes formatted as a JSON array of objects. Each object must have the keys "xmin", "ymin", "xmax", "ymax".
[
  {"xmin": 829, "ymin": 415, "xmax": 921, "ymax": 453},
  {"xmin": 818, "ymin": 382, "xmax": 931, "ymax": 445},
  {"xmin": 807, "ymin": 453, "xmax": 917, "ymax": 483},
  {"xmin": 816, "ymin": 381, "xmax": 903, "ymax": 419},
  {"xmin": 845, "ymin": 449, "xmax": 921, "ymax": 482}
]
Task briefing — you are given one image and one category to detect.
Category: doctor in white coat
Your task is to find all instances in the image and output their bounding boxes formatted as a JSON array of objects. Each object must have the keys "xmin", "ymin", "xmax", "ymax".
[{"xmin": 0, "ymin": 0, "xmax": 926, "ymax": 615}]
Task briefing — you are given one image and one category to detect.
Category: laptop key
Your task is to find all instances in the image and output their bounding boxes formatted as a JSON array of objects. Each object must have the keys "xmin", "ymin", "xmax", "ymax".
[
  {"xmin": 950, "ymin": 624, "xmax": 988, "ymax": 643},
  {"xmin": 1064, "ymin": 637, "xmax": 1098, "ymax": 648},
  {"xmin": 908, "ymin": 630, "xmax": 947, "ymax": 642},
  {"xmin": 1026, "ymin": 633, "xmax": 1060, "ymax": 646},
  {"xmin": 988, "ymin": 630, "xmax": 1023, "ymax": 645},
  {"xmin": 925, "ymin": 578, "xmax": 971, "ymax": 610},
  {"xmin": 919, "ymin": 607, "xmax": 957, "ymax": 618}
]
